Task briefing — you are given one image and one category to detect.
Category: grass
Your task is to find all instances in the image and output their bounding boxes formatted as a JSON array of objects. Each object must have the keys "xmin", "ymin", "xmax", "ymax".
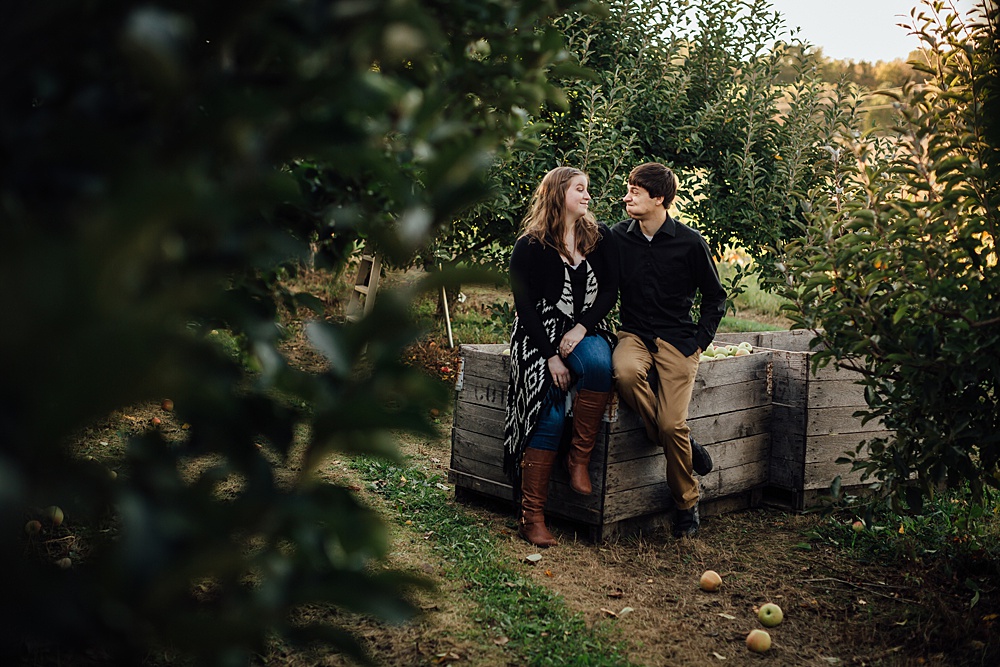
[
  {"xmin": 349, "ymin": 455, "xmax": 637, "ymax": 667},
  {"xmin": 801, "ymin": 484, "xmax": 1000, "ymax": 612},
  {"xmin": 717, "ymin": 316, "xmax": 784, "ymax": 333},
  {"xmin": 717, "ymin": 261, "xmax": 790, "ymax": 319}
]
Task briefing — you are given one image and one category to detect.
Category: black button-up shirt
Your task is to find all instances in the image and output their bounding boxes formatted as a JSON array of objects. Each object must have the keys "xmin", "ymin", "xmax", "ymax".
[{"xmin": 612, "ymin": 216, "xmax": 727, "ymax": 357}]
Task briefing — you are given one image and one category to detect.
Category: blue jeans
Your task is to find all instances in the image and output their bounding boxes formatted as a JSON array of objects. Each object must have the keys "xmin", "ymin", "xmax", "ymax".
[{"xmin": 527, "ymin": 335, "xmax": 612, "ymax": 451}]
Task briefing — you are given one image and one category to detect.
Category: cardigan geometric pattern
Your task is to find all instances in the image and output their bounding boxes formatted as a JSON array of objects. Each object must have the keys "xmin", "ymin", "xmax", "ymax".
[{"xmin": 502, "ymin": 262, "xmax": 614, "ymax": 484}]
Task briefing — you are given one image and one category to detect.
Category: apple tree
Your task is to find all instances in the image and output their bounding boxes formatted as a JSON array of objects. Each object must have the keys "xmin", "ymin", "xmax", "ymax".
[
  {"xmin": 424, "ymin": 0, "xmax": 863, "ymax": 309},
  {"xmin": 766, "ymin": 1, "xmax": 1000, "ymax": 511},
  {"xmin": 0, "ymin": 0, "xmax": 594, "ymax": 663}
]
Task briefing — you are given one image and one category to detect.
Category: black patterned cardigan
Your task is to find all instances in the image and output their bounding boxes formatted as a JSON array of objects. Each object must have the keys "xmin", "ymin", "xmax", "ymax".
[{"xmin": 502, "ymin": 232, "xmax": 618, "ymax": 489}]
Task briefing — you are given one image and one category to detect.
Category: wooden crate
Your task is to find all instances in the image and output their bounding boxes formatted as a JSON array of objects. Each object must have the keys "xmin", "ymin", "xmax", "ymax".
[
  {"xmin": 449, "ymin": 343, "xmax": 773, "ymax": 540},
  {"xmin": 723, "ymin": 330, "xmax": 888, "ymax": 509}
]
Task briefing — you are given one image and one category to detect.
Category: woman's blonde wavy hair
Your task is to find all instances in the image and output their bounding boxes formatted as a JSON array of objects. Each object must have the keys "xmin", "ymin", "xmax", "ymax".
[{"xmin": 519, "ymin": 166, "xmax": 600, "ymax": 258}]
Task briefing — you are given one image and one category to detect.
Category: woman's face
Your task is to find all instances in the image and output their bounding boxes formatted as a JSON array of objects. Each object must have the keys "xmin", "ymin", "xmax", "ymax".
[{"xmin": 563, "ymin": 174, "xmax": 591, "ymax": 222}]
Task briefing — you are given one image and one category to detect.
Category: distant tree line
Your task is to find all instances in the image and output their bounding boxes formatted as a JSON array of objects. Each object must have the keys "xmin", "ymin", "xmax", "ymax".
[{"xmin": 777, "ymin": 45, "xmax": 932, "ymax": 89}]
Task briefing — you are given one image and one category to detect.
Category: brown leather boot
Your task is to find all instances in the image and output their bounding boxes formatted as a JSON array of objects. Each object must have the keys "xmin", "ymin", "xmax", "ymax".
[
  {"xmin": 566, "ymin": 389, "xmax": 611, "ymax": 495},
  {"xmin": 518, "ymin": 448, "xmax": 558, "ymax": 547}
]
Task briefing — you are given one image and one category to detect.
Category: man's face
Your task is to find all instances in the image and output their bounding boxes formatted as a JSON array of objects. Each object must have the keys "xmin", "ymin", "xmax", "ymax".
[{"xmin": 622, "ymin": 183, "xmax": 663, "ymax": 220}]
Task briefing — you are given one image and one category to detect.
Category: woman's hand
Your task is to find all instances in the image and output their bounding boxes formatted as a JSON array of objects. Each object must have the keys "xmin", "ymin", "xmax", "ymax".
[
  {"xmin": 547, "ymin": 355, "xmax": 572, "ymax": 391},
  {"xmin": 558, "ymin": 324, "xmax": 587, "ymax": 358}
]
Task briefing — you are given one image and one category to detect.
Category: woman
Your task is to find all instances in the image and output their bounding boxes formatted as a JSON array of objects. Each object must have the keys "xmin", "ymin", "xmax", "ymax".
[{"xmin": 502, "ymin": 166, "xmax": 619, "ymax": 548}]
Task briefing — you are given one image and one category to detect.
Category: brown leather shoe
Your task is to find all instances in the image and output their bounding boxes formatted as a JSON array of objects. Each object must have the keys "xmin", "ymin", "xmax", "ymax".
[
  {"xmin": 518, "ymin": 448, "xmax": 558, "ymax": 547},
  {"xmin": 566, "ymin": 389, "xmax": 611, "ymax": 495}
]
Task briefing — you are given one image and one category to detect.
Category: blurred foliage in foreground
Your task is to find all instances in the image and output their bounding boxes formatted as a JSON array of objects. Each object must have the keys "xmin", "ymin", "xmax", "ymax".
[{"xmin": 0, "ymin": 0, "xmax": 596, "ymax": 663}]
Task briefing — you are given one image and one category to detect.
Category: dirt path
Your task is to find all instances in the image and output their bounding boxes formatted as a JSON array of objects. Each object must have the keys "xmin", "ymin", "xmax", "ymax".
[{"xmin": 244, "ymin": 408, "xmax": 992, "ymax": 667}]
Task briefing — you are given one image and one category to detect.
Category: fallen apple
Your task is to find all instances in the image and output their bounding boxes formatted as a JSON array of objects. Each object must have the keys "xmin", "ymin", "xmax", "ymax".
[
  {"xmin": 25, "ymin": 520, "xmax": 42, "ymax": 535},
  {"xmin": 45, "ymin": 506, "xmax": 64, "ymax": 527},
  {"xmin": 852, "ymin": 520, "xmax": 865, "ymax": 533},
  {"xmin": 746, "ymin": 629, "xmax": 771, "ymax": 653},
  {"xmin": 56, "ymin": 557, "xmax": 72, "ymax": 569},
  {"xmin": 161, "ymin": 398, "xmax": 174, "ymax": 411},
  {"xmin": 151, "ymin": 416, "xmax": 162, "ymax": 426},
  {"xmin": 758, "ymin": 602, "xmax": 783, "ymax": 627},
  {"xmin": 699, "ymin": 570, "xmax": 722, "ymax": 591}
]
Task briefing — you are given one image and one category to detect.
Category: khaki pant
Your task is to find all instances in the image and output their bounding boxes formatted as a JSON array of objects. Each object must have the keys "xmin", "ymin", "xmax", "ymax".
[{"xmin": 612, "ymin": 331, "xmax": 700, "ymax": 510}]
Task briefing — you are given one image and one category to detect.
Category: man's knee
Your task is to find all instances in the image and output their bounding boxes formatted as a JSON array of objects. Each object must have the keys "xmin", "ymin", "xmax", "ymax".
[
  {"xmin": 659, "ymin": 420, "xmax": 689, "ymax": 443},
  {"xmin": 612, "ymin": 353, "xmax": 646, "ymax": 390}
]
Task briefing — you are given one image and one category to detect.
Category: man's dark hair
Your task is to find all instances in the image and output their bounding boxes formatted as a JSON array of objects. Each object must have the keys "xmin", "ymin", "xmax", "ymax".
[{"xmin": 628, "ymin": 162, "xmax": 677, "ymax": 209}]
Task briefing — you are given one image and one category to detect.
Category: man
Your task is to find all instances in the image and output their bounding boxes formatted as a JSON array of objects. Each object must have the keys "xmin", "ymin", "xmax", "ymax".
[{"xmin": 612, "ymin": 162, "xmax": 727, "ymax": 538}]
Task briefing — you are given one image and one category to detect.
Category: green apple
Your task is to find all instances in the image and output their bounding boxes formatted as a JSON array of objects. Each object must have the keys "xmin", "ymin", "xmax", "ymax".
[
  {"xmin": 746, "ymin": 629, "xmax": 771, "ymax": 653},
  {"xmin": 734, "ymin": 348, "xmax": 750, "ymax": 356},
  {"xmin": 758, "ymin": 602, "xmax": 783, "ymax": 627}
]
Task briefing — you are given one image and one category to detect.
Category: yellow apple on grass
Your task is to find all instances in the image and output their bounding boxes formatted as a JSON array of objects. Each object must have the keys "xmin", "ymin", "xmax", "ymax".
[{"xmin": 746, "ymin": 629, "xmax": 771, "ymax": 653}]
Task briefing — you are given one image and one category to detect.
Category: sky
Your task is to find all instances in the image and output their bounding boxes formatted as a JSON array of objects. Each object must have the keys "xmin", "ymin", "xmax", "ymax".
[{"xmin": 764, "ymin": 0, "xmax": 982, "ymax": 62}]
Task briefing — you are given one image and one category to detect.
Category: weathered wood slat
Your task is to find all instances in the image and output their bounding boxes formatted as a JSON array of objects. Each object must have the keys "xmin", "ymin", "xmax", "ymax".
[
  {"xmin": 447, "ymin": 469, "xmax": 513, "ymax": 502},
  {"xmin": 605, "ymin": 405, "xmax": 771, "ymax": 462},
  {"xmin": 771, "ymin": 404, "xmax": 806, "ymax": 437},
  {"xmin": 804, "ymin": 433, "xmax": 881, "ymax": 464},
  {"xmin": 771, "ymin": 429, "xmax": 805, "ymax": 464},
  {"xmin": 457, "ymin": 344, "xmax": 510, "ymax": 383},
  {"xmin": 803, "ymin": 458, "xmax": 870, "ymax": 490},
  {"xmin": 446, "ymin": 470, "xmax": 603, "ymax": 523},
  {"xmin": 602, "ymin": 482, "xmax": 673, "ymax": 522},
  {"xmin": 455, "ymin": 376, "xmax": 509, "ymax": 411},
  {"xmin": 769, "ymin": 456, "xmax": 804, "ymax": 491},
  {"xmin": 689, "ymin": 405, "xmax": 772, "ymax": 445},
  {"xmin": 691, "ymin": 351, "xmax": 771, "ymax": 389},
  {"xmin": 712, "ymin": 332, "xmax": 762, "ymax": 347},
  {"xmin": 612, "ymin": 379, "xmax": 770, "ymax": 430},
  {"xmin": 606, "ymin": 453, "xmax": 665, "ymax": 492},
  {"xmin": 453, "ymin": 400, "xmax": 504, "ymax": 437},
  {"xmin": 807, "ymin": 379, "xmax": 868, "ymax": 408},
  {"xmin": 805, "ymin": 407, "xmax": 886, "ymax": 436},
  {"xmin": 450, "ymin": 427, "xmax": 609, "ymax": 474},
  {"xmin": 704, "ymin": 433, "xmax": 770, "ymax": 471}
]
